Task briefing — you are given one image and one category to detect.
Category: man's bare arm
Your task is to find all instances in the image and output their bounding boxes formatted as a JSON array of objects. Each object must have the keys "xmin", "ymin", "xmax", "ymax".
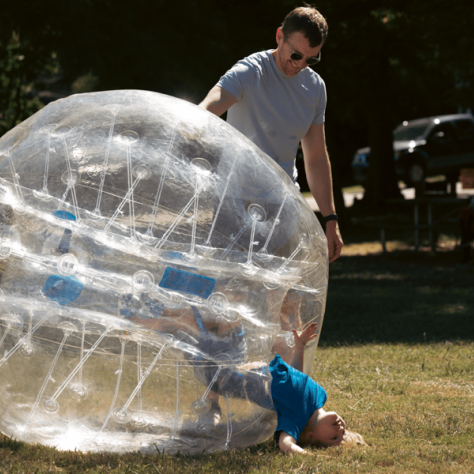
[
  {"xmin": 199, "ymin": 85, "xmax": 237, "ymax": 117},
  {"xmin": 301, "ymin": 123, "xmax": 343, "ymax": 263}
]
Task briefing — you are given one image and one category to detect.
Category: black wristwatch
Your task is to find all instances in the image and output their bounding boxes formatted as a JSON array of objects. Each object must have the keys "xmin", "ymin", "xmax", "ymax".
[{"xmin": 322, "ymin": 214, "xmax": 338, "ymax": 224}]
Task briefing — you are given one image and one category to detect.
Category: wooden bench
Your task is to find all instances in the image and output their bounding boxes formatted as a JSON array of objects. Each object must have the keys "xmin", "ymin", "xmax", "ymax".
[{"xmin": 364, "ymin": 222, "xmax": 441, "ymax": 252}]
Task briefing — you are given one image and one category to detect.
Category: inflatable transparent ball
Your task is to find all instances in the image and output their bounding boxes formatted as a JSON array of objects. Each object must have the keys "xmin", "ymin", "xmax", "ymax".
[{"xmin": 0, "ymin": 90, "xmax": 328, "ymax": 454}]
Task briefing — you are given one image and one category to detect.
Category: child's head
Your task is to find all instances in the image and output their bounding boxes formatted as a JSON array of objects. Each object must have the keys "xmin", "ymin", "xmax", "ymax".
[{"xmin": 299, "ymin": 408, "xmax": 366, "ymax": 448}]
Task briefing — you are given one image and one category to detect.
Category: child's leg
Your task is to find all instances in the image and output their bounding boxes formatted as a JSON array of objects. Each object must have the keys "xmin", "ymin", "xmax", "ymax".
[
  {"xmin": 216, "ymin": 365, "xmax": 273, "ymax": 410},
  {"xmin": 190, "ymin": 307, "xmax": 272, "ymax": 410},
  {"xmin": 122, "ymin": 296, "xmax": 272, "ymax": 412}
]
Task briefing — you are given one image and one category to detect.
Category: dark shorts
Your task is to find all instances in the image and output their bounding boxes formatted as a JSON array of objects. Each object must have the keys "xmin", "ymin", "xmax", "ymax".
[{"xmin": 189, "ymin": 306, "xmax": 273, "ymax": 411}]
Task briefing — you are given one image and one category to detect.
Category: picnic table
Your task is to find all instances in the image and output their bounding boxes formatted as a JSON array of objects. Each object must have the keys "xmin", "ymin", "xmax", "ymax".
[{"xmin": 376, "ymin": 196, "xmax": 470, "ymax": 252}]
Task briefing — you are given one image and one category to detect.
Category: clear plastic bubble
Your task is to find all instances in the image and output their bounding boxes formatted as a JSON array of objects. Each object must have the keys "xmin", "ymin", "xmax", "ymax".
[
  {"xmin": 117, "ymin": 130, "xmax": 139, "ymax": 145},
  {"xmin": 58, "ymin": 321, "xmax": 77, "ymax": 335},
  {"xmin": 0, "ymin": 90, "xmax": 328, "ymax": 455},
  {"xmin": 42, "ymin": 397, "xmax": 60, "ymax": 414},
  {"xmin": 61, "ymin": 170, "xmax": 81, "ymax": 186},
  {"xmin": 0, "ymin": 313, "xmax": 24, "ymax": 330},
  {"xmin": 132, "ymin": 270, "xmax": 155, "ymax": 291},
  {"xmin": 57, "ymin": 254, "xmax": 79, "ymax": 276},
  {"xmin": 207, "ymin": 292, "xmax": 229, "ymax": 316},
  {"xmin": 51, "ymin": 125, "xmax": 73, "ymax": 138},
  {"xmin": 190, "ymin": 398, "xmax": 212, "ymax": 415},
  {"xmin": 12, "ymin": 203, "xmax": 28, "ymax": 215},
  {"xmin": 19, "ymin": 339, "xmax": 36, "ymax": 358},
  {"xmin": 248, "ymin": 203, "xmax": 266, "ymax": 222},
  {"xmin": 69, "ymin": 383, "xmax": 89, "ymax": 402},
  {"xmin": 113, "ymin": 407, "xmax": 133, "ymax": 424},
  {"xmin": 132, "ymin": 165, "xmax": 151, "ymax": 180},
  {"xmin": 0, "ymin": 239, "xmax": 12, "ymax": 259}
]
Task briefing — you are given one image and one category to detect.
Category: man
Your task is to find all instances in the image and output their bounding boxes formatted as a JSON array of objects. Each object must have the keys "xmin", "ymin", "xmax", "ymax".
[{"xmin": 199, "ymin": 6, "xmax": 343, "ymax": 263}]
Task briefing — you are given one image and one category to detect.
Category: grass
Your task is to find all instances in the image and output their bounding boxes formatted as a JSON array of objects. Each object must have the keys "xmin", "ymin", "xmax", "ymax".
[{"xmin": 1, "ymin": 238, "xmax": 473, "ymax": 473}]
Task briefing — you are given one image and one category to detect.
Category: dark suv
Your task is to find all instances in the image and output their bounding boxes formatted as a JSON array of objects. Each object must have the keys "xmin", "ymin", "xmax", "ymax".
[{"xmin": 351, "ymin": 113, "xmax": 474, "ymax": 187}]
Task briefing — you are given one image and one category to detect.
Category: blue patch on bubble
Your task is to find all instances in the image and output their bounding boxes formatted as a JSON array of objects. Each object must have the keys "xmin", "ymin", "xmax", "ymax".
[
  {"xmin": 139, "ymin": 293, "xmax": 165, "ymax": 318},
  {"xmin": 43, "ymin": 275, "xmax": 84, "ymax": 306},
  {"xmin": 162, "ymin": 251, "xmax": 183, "ymax": 260},
  {"xmin": 52, "ymin": 211, "xmax": 76, "ymax": 254},
  {"xmin": 53, "ymin": 210, "xmax": 76, "ymax": 222},
  {"xmin": 57, "ymin": 229, "xmax": 72, "ymax": 254},
  {"xmin": 159, "ymin": 267, "xmax": 215, "ymax": 298}
]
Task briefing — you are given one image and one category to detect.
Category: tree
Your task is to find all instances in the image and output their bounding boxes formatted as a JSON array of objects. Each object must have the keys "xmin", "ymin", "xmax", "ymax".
[
  {"xmin": 316, "ymin": 0, "xmax": 474, "ymax": 207},
  {"xmin": 0, "ymin": 2, "xmax": 61, "ymax": 135},
  {"xmin": 2, "ymin": 0, "xmax": 473, "ymax": 212}
]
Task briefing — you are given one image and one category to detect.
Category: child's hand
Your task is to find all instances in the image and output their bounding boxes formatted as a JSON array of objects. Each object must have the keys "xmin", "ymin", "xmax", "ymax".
[
  {"xmin": 292, "ymin": 322, "xmax": 318, "ymax": 348},
  {"xmin": 285, "ymin": 444, "xmax": 311, "ymax": 455},
  {"xmin": 279, "ymin": 432, "xmax": 313, "ymax": 455},
  {"xmin": 288, "ymin": 323, "xmax": 318, "ymax": 371}
]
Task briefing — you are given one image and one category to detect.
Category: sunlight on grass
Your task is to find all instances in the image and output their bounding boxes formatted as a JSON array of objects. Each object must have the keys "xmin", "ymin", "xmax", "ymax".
[
  {"xmin": 1, "ymin": 342, "xmax": 472, "ymax": 473},
  {"xmin": 341, "ymin": 242, "xmax": 384, "ymax": 256},
  {"xmin": 341, "ymin": 240, "xmax": 416, "ymax": 256},
  {"xmin": 1, "ymin": 246, "xmax": 473, "ymax": 473}
]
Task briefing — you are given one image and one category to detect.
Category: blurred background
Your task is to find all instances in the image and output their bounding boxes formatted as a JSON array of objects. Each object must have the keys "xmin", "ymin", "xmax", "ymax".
[{"xmin": 1, "ymin": 0, "xmax": 473, "ymax": 222}]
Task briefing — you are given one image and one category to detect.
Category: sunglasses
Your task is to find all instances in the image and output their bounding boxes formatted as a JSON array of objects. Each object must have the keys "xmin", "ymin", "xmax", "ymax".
[{"xmin": 285, "ymin": 36, "xmax": 321, "ymax": 65}]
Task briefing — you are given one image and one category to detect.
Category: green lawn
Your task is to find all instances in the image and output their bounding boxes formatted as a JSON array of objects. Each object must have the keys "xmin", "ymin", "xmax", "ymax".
[{"xmin": 1, "ymin": 247, "xmax": 473, "ymax": 473}]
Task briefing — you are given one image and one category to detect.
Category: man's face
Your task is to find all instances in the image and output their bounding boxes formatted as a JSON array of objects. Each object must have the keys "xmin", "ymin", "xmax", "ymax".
[{"xmin": 273, "ymin": 28, "xmax": 322, "ymax": 78}]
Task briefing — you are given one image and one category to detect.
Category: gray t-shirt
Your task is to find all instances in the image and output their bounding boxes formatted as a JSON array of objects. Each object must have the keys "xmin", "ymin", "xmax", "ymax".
[{"xmin": 217, "ymin": 50, "xmax": 326, "ymax": 183}]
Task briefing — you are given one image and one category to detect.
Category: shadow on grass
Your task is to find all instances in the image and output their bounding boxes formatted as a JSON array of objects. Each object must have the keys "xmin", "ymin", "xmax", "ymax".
[
  {"xmin": 321, "ymin": 251, "xmax": 474, "ymax": 346},
  {"xmin": 0, "ymin": 434, "xmax": 25, "ymax": 453}
]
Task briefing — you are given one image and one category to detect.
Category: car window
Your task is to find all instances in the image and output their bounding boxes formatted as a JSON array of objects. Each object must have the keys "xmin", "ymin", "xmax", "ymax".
[
  {"xmin": 455, "ymin": 119, "xmax": 474, "ymax": 140},
  {"xmin": 393, "ymin": 123, "xmax": 430, "ymax": 141},
  {"xmin": 428, "ymin": 123, "xmax": 455, "ymax": 143}
]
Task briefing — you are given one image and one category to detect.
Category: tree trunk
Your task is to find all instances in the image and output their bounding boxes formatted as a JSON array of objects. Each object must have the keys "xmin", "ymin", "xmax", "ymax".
[
  {"xmin": 331, "ymin": 161, "xmax": 348, "ymax": 227},
  {"xmin": 364, "ymin": 114, "xmax": 401, "ymax": 207},
  {"xmin": 363, "ymin": 61, "xmax": 402, "ymax": 207}
]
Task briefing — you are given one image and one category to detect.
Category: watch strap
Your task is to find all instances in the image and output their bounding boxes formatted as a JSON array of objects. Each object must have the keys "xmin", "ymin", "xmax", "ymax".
[{"xmin": 323, "ymin": 214, "xmax": 338, "ymax": 223}]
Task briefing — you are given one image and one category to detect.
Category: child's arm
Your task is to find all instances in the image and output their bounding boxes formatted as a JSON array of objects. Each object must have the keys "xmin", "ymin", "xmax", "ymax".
[
  {"xmin": 278, "ymin": 431, "xmax": 309, "ymax": 455},
  {"xmin": 289, "ymin": 322, "xmax": 318, "ymax": 372}
]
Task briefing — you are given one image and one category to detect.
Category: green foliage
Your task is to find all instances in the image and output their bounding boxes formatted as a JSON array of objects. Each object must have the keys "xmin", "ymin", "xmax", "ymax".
[
  {"xmin": 0, "ymin": 1, "xmax": 63, "ymax": 135},
  {"xmin": 0, "ymin": 32, "xmax": 50, "ymax": 135},
  {"xmin": 315, "ymin": 0, "xmax": 474, "ymax": 204},
  {"xmin": 1, "ymin": 0, "xmax": 473, "ymax": 201},
  {"xmin": 72, "ymin": 72, "xmax": 99, "ymax": 94}
]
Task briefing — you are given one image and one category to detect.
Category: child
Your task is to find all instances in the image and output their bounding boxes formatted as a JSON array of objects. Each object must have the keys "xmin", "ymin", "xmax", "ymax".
[
  {"xmin": 269, "ymin": 324, "xmax": 354, "ymax": 453},
  {"xmin": 201, "ymin": 322, "xmax": 365, "ymax": 453},
  {"xmin": 127, "ymin": 297, "xmax": 365, "ymax": 453}
]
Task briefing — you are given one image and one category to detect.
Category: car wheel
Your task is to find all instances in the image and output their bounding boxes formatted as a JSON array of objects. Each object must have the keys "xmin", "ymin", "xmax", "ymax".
[
  {"xmin": 445, "ymin": 173, "xmax": 458, "ymax": 194},
  {"xmin": 407, "ymin": 161, "xmax": 425, "ymax": 185}
]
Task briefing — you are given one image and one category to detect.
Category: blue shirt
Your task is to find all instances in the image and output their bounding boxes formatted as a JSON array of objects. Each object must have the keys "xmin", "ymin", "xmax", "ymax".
[{"xmin": 270, "ymin": 355, "xmax": 327, "ymax": 441}]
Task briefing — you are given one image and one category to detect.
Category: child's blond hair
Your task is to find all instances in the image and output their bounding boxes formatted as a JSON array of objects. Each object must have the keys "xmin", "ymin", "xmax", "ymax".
[{"xmin": 342, "ymin": 430, "xmax": 368, "ymax": 446}]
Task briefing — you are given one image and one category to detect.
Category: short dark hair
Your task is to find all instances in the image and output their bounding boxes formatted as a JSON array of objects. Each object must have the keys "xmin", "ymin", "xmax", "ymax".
[{"xmin": 281, "ymin": 5, "xmax": 328, "ymax": 48}]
